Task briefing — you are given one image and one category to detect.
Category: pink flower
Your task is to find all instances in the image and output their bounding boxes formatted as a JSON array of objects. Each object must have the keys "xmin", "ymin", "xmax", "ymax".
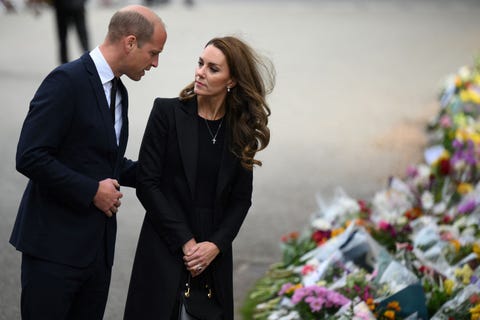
[
  {"xmin": 439, "ymin": 115, "xmax": 452, "ymax": 128},
  {"xmin": 278, "ymin": 282, "xmax": 294, "ymax": 296},
  {"xmin": 301, "ymin": 264, "xmax": 316, "ymax": 275},
  {"xmin": 308, "ymin": 297, "xmax": 325, "ymax": 312},
  {"xmin": 291, "ymin": 285, "xmax": 350, "ymax": 313}
]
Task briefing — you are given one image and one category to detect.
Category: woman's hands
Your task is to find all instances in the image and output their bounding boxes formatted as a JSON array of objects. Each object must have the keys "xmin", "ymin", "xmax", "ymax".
[{"xmin": 183, "ymin": 239, "xmax": 220, "ymax": 277}]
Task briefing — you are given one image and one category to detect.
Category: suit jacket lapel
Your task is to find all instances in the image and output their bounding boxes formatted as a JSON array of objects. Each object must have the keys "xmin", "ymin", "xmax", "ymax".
[
  {"xmin": 82, "ymin": 54, "xmax": 118, "ymax": 158},
  {"xmin": 174, "ymin": 98, "xmax": 198, "ymax": 199}
]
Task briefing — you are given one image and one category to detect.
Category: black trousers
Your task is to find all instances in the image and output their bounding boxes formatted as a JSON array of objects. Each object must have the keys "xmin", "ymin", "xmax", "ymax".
[
  {"xmin": 54, "ymin": 4, "xmax": 89, "ymax": 64},
  {"xmin": 20, "ymin": 243, "xmax": 111, "ymax": 320}
]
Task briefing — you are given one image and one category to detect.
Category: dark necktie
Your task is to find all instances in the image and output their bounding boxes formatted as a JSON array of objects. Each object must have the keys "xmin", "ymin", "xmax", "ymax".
[{"xmin": 110, "ymin": 77, "xmax": 118, "ymax": 123}]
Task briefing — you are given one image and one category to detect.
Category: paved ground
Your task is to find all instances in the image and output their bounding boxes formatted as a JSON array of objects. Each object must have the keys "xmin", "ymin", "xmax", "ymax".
[{"xmin": 1, "ymin": 0, "xmax": 480, "ymax": 319}]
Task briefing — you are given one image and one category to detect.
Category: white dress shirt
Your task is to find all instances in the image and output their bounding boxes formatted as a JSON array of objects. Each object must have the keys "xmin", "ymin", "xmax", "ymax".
[{"xmin": 89, "ymin": 46, "xmax": 122, "ymax": 145}]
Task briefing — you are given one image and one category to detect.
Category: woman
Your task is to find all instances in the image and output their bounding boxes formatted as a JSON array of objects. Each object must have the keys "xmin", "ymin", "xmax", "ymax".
[{"xmin": 124, "ymin": 36, "xmax": 275, "ymax": 319}]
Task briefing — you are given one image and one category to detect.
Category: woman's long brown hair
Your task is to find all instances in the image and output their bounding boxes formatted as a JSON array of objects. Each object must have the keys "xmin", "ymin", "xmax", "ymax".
[{"xmin": 180, "ymin": 36, "xmax": 275, "ymax": 170}]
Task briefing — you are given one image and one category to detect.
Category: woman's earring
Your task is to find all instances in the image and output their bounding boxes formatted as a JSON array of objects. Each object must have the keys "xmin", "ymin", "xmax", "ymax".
[{"xmin": 227, "ymin": 87, "xmax": 231, "ymax": 93}]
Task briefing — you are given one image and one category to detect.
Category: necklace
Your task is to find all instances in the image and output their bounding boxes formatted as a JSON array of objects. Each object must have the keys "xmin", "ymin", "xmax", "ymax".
[{"xmin": 204, "ymin": 118, "xmax": 223, "ymax": 144}]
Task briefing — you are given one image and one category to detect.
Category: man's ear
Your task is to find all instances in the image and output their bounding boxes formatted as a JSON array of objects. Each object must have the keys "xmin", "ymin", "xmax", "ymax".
[{"xmin": 124, "ymin": 35, "xmax": 137, "ymax": 52}]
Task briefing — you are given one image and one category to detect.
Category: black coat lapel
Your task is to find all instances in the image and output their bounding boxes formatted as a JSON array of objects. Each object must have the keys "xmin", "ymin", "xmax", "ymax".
[
  {"xmin": 216, "ymin": 133, "xmax": 236, "ymax": 198},
  {"xmin": 174, "ymin": 98, "xmax": 198, "ymax": 199}
]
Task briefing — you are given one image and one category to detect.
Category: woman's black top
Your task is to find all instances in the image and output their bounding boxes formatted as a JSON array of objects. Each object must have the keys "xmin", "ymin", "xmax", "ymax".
[{"xmin": 194, "ymin": 115, "xmax": 226, "ymax": 211}]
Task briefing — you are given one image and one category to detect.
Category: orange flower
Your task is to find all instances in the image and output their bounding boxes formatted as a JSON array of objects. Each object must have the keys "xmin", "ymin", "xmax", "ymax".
[
  {"xmin": 366, "ymin": 298, "xmax": 375, "ymax": 311},
  {"xmin": 384, "ymin": 310, "xmax": 396, "ymax": 319},
  {"xmin": 387, "ymin": 301, "xmax": 401, "ymax": 311},
  {"xmin": 331, "ymin": 227, "xmax": 345, "ymax": 237},
  {"xmin": 281, "ymin": 231, "xmax": 299, "ymax": 243},
  {"xmin": 405, "ymin": 207, "xmax": 422, "ymax": 220}
]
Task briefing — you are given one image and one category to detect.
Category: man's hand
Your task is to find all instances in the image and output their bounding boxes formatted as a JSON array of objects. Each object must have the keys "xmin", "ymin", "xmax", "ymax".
[{"xmin": 93, "ymin": 178, "xmax": 123, "ymax": 217}]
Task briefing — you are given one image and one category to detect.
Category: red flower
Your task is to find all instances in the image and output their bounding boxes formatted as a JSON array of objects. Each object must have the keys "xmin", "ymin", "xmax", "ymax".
[
  {"xmin": 442, "ymin": 215, "xmax": 453, "ymax": 224},
  {"xmin": 312, "ymin": 230, "xmax": 331, "ymax": 245},
  {"xmin": 438, "ymin": 158, "xmax": 451, "ymax": 176},
  {"xmin": 470, "ymin": 293, "xmax": 480, "ymax": 304},
  {"xmin": 358, "ymin": 200, "xmax": 371, "ymax": 214}
]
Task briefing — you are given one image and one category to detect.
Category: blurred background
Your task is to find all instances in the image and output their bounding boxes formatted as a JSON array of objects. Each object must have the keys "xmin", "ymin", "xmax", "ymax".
[{"xmin": 1, "ymin": 0, "xmax": 480, "ymax": 318}]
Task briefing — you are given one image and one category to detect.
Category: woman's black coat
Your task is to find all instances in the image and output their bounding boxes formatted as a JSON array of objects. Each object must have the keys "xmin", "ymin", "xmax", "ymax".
[{"xmin": 124, "ymin": 97, "xmax": 253, "ymax": 320}]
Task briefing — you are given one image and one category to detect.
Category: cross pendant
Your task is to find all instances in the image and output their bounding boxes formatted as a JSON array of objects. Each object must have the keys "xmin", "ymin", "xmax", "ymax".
[{"xmin": 212, "ymin": 138, "xmax": 216, "ymax": 144}]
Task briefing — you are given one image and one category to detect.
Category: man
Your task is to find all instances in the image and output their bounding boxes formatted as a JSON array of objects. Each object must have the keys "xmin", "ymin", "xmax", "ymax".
[
  {"xmin": 10, "ymin": 5, "xmax": 167, "ymax": 319},
  {"xmin": 52, "ymin": 0, "xmax": 90, "ymax": 64}
]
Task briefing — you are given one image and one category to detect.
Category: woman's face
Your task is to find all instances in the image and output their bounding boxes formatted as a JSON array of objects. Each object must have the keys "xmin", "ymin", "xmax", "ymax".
[{"xmin": 194, "ymin": 44, "xmax": 233, "ymax": 99}]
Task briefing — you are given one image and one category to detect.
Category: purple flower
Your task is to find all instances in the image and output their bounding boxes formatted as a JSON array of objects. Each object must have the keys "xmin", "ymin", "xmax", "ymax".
[
  {"xmin": 291, "ymin": 288, "xmax": 307, "ymax": 304},
  {"xmin": 278, "ymin": 282, "xmax": 294, "ymax": 296},
  {"xmin": 291, "ymin": 285, "xmax": 350, "ymax": 313},
  {"xmin": 458, "ymin": 199, "xmax": 476, "ymax": 214},
  {"xmin": 471, "ymin": 275, "xmax": 478, "ymax": 284},
  {"xmin": 308, "ymin": 297, "xmax": 325, "ymax": 312},
  {"xmin": 406, "ymin": 165, "xmax": 418, "ymax": 178},
  {"xmin": 452, "ymin": 139, "xmax": 464, "ymax": 149}
]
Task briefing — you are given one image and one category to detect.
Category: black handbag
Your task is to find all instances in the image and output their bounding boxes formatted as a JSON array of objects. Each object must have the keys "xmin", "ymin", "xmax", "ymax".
[{"xmin": 178, "ymin": 274, "xmax": 223, "ymax": 320}]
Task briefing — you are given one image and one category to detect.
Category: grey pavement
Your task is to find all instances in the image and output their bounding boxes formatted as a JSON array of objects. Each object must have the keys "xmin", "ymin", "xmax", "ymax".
[{"xmin": 1, "ymin": 0, "xmax": 480, "ymax": 319}]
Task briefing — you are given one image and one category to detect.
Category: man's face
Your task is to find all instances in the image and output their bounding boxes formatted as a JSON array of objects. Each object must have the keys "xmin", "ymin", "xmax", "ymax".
[{"xmin": 125, "ymin": 25, "xmax": 167, "ymax": 81}]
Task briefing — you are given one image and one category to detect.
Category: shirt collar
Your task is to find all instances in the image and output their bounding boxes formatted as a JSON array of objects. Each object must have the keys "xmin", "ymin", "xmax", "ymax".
[{"xmin": 89, "ymin": 46, "xmax": 115, "ymax": 85}]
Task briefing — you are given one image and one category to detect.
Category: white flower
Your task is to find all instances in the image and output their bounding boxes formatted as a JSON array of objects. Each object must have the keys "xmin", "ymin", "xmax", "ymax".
[
  {"xmin": 414, "ymin": 164, "xmax": 432, "ymax": 187},
  {"xmin": 268, "ymin": 309, "xmax": 300, "ymax": 320},
  {"xmin": 421, "ymin": 191, "xmax": 434, "ymax": 210},
  {"xmin": 433, "ymin": 202, "xmax": 447, "ymax": 215},
  {"xmin": 458, "ymin": 65, "xmax": 472, "ymax": 81},
  {"xmin": 311, "ymin": 218, "xmax": 331, "ymax": 231}
]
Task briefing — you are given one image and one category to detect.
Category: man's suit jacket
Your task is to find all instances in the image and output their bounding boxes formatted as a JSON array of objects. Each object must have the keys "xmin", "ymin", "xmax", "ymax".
[{"xmin": 10, "ymin": 53, "xmax": 136, "ymax": 268}]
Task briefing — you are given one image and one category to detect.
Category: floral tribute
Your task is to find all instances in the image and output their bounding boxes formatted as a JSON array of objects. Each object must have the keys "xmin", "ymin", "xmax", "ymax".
[{"xmin": 243, "ymin": 57, "xmax": 480, "ymax": 319}]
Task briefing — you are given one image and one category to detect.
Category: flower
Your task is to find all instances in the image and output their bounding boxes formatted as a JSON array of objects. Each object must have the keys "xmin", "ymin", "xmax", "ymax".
[
  {"xmin": 245, "ymin": 57, "xmax": 480, "ymax": 320},
  {"xmin": 290, "ymin": 285, "xmax": 350, "ymax": 317}
]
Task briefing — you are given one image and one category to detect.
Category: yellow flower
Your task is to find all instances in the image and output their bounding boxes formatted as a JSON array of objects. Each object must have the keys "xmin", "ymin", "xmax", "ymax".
[
  {"xmin": 454, "ymin": 126, "xmax": 480, "ymax": 145},
  {"xmin": 470, "ymin": 303, "xmax": 480, "ymax": 313},
  {"xmin": 316, "ymin": 280, "xmax": 327, "ymax": 287},
  {"xmin": 286, "ymin": 283, "xmax": 303, "ymax": 295},
  {"xmin": 474, "ymin": 74, "xmax": 480, "ymax": 85},
  {"xmin": 455, "ymin": 264, "xmax": 474, "ymax": 285},
  {"xmin": 450, "ymin": 239, "xmax": 461, "ymax": 252},
  {"xmin": 473, "ymin": 243, "xmax": 480, "ymax": 258},
  {"xmin": 444, "ymin": 279, "xmax": 454, "ymax": 295},
  {"xmin": 470, "ymin": 303, "xmax": 480, "ymax": 320},
  {"xmin": 458, "ymin": 183, "xmax": 474, "ymax": 195}
]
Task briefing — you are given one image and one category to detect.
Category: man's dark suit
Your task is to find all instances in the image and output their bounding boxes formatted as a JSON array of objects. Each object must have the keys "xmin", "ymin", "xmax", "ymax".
[{"xmin": 10, "ymin": 53, "xmax": 136, "ymax": 318}]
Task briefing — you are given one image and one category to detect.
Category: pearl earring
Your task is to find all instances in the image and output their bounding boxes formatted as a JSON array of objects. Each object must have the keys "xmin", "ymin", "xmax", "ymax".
[{"xmin": 227, "ymin": 87, "xmax": 231, "ymax": 93}]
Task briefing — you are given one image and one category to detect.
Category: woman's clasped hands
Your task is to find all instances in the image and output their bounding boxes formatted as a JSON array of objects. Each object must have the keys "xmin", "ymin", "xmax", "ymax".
[{"xmin": 183, "ymin": 239, "xmax": 220, "ymax": 277}]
